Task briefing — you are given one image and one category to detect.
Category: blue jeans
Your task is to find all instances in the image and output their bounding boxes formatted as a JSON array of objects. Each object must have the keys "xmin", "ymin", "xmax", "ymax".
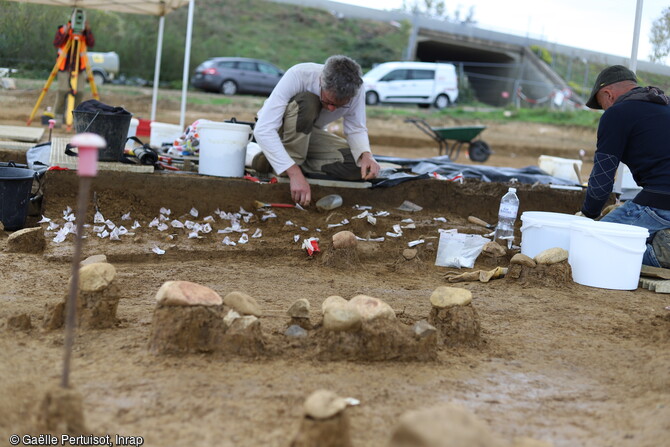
[{"xmin": 600, "ymin": 201, "xmax": 670, "ymax": 267}]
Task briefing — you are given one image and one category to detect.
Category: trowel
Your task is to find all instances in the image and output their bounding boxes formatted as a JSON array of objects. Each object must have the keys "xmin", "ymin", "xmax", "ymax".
[
  {"xmin": 468, "ymin": 215, "xmax": 494, "ymax": 229},
  {"xmin": 254, "ymin": 200, "xmax": 295, "ymax": 209}
]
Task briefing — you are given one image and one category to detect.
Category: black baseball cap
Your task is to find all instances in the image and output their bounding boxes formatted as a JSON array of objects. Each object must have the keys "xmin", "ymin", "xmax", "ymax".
[{"xmin": 586, "ymin": 65, "xmax": 637, "ymax": 109}]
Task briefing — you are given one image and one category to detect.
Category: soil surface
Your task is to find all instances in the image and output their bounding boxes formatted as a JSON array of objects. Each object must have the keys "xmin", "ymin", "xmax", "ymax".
[{"xmin": 0, "ymin": 82, "xmax": 668, "ymax": 447}]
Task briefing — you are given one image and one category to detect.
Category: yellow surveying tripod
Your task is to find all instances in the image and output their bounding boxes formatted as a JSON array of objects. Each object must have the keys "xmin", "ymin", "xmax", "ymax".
[{"xmin": 27, "ymin": 8, "xmax": 99, "ymax": 130}]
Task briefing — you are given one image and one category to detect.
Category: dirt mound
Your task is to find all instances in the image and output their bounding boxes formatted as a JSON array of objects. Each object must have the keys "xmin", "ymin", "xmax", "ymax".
[
  {"xmin": 505, "ymin": 260, "xmax": 574, "ymax": 288},
  {"xmin": 315, "ymin": 318, "xmax": 437, "ymax": 361}
]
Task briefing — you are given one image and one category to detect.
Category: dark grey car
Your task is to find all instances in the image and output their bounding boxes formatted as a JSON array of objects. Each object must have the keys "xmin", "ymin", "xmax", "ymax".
[{"xmin": 191, "ymin": 57, "xmax": 284, "ymax": 96}]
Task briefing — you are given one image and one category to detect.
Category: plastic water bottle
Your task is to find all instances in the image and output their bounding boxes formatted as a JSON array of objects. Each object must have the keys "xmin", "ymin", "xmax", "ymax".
[{"xmin": 494, "ymin": 187, "xmax": 519, "ymax": 249}]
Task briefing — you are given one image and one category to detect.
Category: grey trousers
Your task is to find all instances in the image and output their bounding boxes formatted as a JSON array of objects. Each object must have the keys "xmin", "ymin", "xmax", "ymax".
[{"xmin": 281, "ymin": 92, "xmax": 362, "ymax": 181}]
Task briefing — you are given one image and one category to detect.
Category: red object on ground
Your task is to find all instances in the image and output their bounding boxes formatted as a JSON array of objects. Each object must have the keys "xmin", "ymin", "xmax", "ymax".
[
  {"xmin": 303, "ymin": 238, "xmax": 320, "ymax": 256},
  {"xmin": 136, "ymin": 119, "xmax": 152, "ymax": 137}
]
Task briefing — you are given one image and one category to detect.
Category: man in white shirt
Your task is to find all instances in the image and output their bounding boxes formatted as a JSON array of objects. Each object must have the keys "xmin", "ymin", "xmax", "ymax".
[{"xmin": 253, "ymin": 55, "xmax": 380, "ymax": 206}]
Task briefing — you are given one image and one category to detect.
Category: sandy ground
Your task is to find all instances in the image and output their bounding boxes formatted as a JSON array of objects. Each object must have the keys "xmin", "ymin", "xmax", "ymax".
[{"xmin": 0, "ymin": 82, "xmax": 668, "ymax": 447}]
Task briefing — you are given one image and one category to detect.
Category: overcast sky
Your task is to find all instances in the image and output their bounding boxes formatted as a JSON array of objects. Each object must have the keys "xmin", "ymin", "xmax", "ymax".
[{"xmin": 337, "ymin": 0, "xmax": 669, "ymax": 64}]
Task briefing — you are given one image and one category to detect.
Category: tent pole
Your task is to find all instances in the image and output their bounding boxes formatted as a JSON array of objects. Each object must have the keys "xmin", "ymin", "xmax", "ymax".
[
  {"xmin": 629, "ymin": 0, "xmax": 643, "ymax": 72},
  {"xmin": 151, "ymin": 15, "xmax": 166, "ymax": 122},
  {"xmin": 180, "ymin": 0, "xmax": 195, "ymax": 130},
  {"xmin": 614, "ymin": 0, "xmax": 644, "ymax": 195}
]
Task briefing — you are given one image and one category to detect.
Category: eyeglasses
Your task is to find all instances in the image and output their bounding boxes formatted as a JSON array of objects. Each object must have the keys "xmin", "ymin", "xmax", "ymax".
[{"xmin": 320, "ymin": 89, "xmax": 350, "ymax": 109}]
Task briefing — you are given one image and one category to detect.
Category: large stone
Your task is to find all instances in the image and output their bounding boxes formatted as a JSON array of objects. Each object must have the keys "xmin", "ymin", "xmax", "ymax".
[
  {"xmin": 223, "ymin": 291, "xmax": 261, "ymax": 316},
  {"xmin": 332, "ymin": 231, "xmax": 357, "ymax": 249},
  {"xmin": 321, "ymin": 295, "xmax": 348, "ymax": 314},
  {"xmin": 156, "ymin": 281, "xmax": 222, "ymax": 306},
  {"xmin": 534, "ymin": 247, "xmax": 568, "ymax": 265},
  {"xmin": 288, "ymin": 298, "xmax": 310, "ymax": 318},
  {"xmin": 81, "ymin": 254, "xmax": 107, "ymax": 266},
  {"xmin": 77, "ymin": 262, "xmax": 116, "ymax": 293},
  {"xmin": 6, "ymin": 227, "xmax": 45, "ymax": 253},
  {"xmin": 481, "ymin": 241, "xmax": 507, "ymax": 257},
  {"xmin": 349, "ymin": 294, "xmax": 395, "ymax": 321},
  {"xmin": 402, "ymin": 248, "xmax": 418, "ymax": 260},
  {"xmin": 510, "ymin": 253, "xmax": 536, "ymax": 267},
  {"xmin": 429, "ymin": 286, "xmax": 472, "ymax": 308},
  {"xmin": 389, "ymin": 402, "xmax": 500, "ymax": 447},
  {"xmin": 323, "ymin": 304, "xmax": 362, "ymax": 332},
  {"xmin": 303, "ymin": 390, "xmax": 349, "ymax": 420}
]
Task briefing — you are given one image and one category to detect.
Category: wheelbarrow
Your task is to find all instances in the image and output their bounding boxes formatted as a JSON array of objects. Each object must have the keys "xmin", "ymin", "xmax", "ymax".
[{"xmin": 405, "ymin": 118, "xmax": 492, "ymax": 162}]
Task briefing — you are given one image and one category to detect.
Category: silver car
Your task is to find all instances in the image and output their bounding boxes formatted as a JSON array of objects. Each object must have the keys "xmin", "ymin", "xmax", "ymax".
[{"xmin": 191, "ymin": 57, "xmax": 284, "ymax": 96}]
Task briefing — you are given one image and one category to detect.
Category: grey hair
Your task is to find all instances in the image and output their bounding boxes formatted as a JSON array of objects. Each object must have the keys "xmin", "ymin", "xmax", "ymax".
[{"xmin": 321, "ymin": 55, "xmax": 363, "ymax": 102}]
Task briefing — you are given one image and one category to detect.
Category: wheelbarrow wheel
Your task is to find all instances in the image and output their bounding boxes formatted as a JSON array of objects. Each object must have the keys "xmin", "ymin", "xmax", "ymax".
[{"xmin": 468, "ymin": 140, "xmax": 491, "ymax": 162}]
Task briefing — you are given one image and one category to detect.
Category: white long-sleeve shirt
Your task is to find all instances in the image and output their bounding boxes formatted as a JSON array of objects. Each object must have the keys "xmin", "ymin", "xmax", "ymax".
[{"xmin": 253, "ymin": 63, "xmax": 371, "ymax": 175}]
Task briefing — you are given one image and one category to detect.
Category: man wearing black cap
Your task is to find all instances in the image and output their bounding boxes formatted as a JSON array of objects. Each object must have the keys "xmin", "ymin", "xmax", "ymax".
[{"xmin": 580, "ymin": 65, "xmax": 670, "ymax": 268}]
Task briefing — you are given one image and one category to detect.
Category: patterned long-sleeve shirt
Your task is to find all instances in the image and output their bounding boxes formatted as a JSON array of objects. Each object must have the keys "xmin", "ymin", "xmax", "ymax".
[{"xmin": 581, "ymin": 87, "xmax": 670, "ymax": 218}]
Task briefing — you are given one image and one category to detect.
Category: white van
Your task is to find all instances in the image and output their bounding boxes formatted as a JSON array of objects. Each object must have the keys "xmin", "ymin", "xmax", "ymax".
[{"xmin": 362, "ymin": 61, "xmax": 458, "ymax": 109}]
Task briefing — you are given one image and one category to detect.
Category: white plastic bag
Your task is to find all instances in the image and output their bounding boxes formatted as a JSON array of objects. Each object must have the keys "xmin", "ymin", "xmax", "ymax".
[
  {"xmin": 27, "ymin": 142, "xmax": 51, "ymax": 171},
  {"xmin": 435, "ymin": 229, "xmax": 489, "ymax": 269}
]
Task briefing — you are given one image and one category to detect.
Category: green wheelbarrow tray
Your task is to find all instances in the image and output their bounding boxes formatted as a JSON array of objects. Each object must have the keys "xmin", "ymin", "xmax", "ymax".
[{"xmin": 405, "ymin": 118, "xmax": 492, "ymax": 162}]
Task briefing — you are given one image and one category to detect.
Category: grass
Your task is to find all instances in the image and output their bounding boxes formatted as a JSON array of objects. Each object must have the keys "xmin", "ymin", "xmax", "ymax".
[
  {"xmin": 187, "ymin": 96, "xmax": 234, "ymax": 106},
  {"xmin": 365, "ymin": 103, "xmax": 601, "ymax": 128},
  {"xmin": 444, "ymin": 107, "xmax": 601, "ymax": 128}
]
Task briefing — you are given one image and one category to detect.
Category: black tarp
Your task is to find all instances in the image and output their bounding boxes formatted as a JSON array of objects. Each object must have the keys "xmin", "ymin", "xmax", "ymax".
[{"xmin": 375, "ymin": 155, "xmax": 579, "ymax": 186}]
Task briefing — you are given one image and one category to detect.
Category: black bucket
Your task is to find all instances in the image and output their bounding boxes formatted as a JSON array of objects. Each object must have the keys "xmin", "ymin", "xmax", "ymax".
[
  {"xmin": 73, "ymin": 109, "xmax": 132, "ymax": 161},
  {"xmin": 0, "ymin": 166, "xmax": 36, "ymax": 231}
]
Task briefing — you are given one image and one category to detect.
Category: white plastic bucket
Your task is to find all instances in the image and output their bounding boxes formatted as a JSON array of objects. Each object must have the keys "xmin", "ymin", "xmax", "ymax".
[
  {"xmin": 568, "ymin": 220, "xmax": 648, "ymax": 290},
  {"xmin": 150, "ymin": 122, "xmax": 182, "ymax": 149},
  {"xmin": 198, "ymin": 121, "xmax": 252, "ymax": 177},
  {"xmin": 127, "ymin": 118, "xmax": 139, "ymax": 139},
  {"xmin": 520, "ymin": 211, "xmax": 587, "ymax": 258},
  {"xmin": 538, "ymin": 155, "xmax": 582, "ymax": 183}
]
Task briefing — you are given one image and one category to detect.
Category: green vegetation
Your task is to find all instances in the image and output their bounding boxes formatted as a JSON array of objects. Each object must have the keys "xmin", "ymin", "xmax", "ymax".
[
  {"xmin": 530, "ymin": 45, "xmax": 553, "ymax": 65},
  {"xmin": 2, "ymin": 0, "xmax": 668, "ymax": 130},
  {"xmin": 188, "ymin": 96, "xmax": 233, "ymax": 106},
  {"xmin": 366, "ymin": 104, "xmax": 600, "ymax": 128},
  {"xmin": 545, "ymin": 53, "xmax": 670, "ymax": 100},
  {"xmin": 447, "ymin": 107, "xmax": 599, "ymax": 127},
  {"xmin": 0, "ymin": 0, "xmax": 408, "ymax": 81}
]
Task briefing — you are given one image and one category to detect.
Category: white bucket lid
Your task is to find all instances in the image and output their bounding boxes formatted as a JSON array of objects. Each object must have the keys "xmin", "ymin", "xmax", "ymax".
[
  {"xmin": 198, "ymin": 121, "xmax": 252, "ymax": 132},
  {"xmin": 570, "ymin": 219, "xmax": 649, "ymax": 239},
  {"xmin": 521, "ymin": 211, "xmax": 587, "ymax": 228}
]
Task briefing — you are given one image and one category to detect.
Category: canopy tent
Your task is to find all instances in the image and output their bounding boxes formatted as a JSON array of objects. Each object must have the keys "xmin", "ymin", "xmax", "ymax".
[{"xmin": 7, "ymin": 0, "xmax": 195, "ymax": 129}]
